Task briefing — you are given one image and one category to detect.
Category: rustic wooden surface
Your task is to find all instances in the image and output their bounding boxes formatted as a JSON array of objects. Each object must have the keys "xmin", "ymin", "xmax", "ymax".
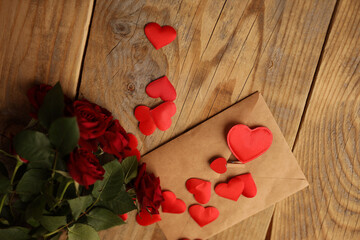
[{"xmin": 0, "ymin": 0, "xmax": 359, "ymax": 239}]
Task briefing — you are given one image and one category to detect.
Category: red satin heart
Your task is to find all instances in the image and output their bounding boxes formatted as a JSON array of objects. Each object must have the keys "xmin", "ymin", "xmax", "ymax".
[
  {"xmin": 214, "ymin": 176, "xmax": 244, "ymax": 201},
  {"xmin": 186, "ymin": 178, "xmax": 211, "ymax": 204},
  {"xmin": 123, "ymin": 133, "xmax": 141, "ymax": 160},
  {"xmin": 188, "ymin": 205, "xmax": 219, "ymax": 227},
  {"xmin": 227, "ymin": 124, "xmax": 273, "ymax": 163},
  {"xmin": 134, "ymin": 102, "xmax": 176, "ymax": 135},
  {"xmin": 161, "ymin": 191, "xmax": 186, "ymax": 214},
  {"xmin": 146, "ymin": 76, "xmax": 177, "ymax": 102},
  {"xmin": 234, "ymin": 173, "xmax": 257, "ymax": 198},
  {"xmin": 144, "ymin": 22, "xmax": 177, "ymax": 50},
  {"xmin": 136, "ymin": 209, "xmax": 161, "ymax": 226},
  {"xmin": 118, "ymin": 213, "xmax": 128, "ymax": 221},
  {"xmin": 210, "ymin": 157, "xmax": 227, "ymax": 174}
]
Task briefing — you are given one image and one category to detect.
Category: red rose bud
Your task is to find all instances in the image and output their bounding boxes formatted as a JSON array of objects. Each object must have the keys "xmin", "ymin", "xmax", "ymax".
[
  {"xmin": 67, "ymin": 148, "xmax": 105, "ymax": 188},
  {"xmin": 27, "ymin": 84, "xmax": 52, "ymax": 118},
  {"xmin": 73, "ymin": 99, "xmax": 113, "ymax": 140},
  {"xmin": 118, "ymin": 213, "xmax": 128, "ymax": 221},
  {"xmin": 134, "ymin": 163, "xmax": 163, "ymax": 214}
]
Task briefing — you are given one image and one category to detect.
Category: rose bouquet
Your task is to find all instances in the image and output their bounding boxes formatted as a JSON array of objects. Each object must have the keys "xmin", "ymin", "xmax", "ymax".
[{"xmin": 0, "ymin": 82, "xmax": 163, "ymax": 239}]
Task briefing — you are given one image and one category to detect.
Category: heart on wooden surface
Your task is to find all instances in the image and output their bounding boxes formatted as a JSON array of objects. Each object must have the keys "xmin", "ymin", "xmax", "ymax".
[
  {"xmin": 188, "ymin": 205, "xmax": 219, "ymax": 227},
  {"xmin": 136, "ymin": 209, "xmax": 161, "ymax": 226},
  {"xmin": 214, "ymin": 176, "xmax": 244, "ymax": 201},
  {"xmin": 210, "ymin": 157, "xmax": 227, "ymax": 174},
  {"xmin": 227, "ymin": 124, "xmax": 273, "ymax": 163},
  {"xmin": 146, "ymin": 76, "xmax": 177, "ymax": 102},
  {"xmin": 161, "ymin": 191, "xmax": 186, "ymax": 214},
  {"xmin": 144, "ymin": 22, "xmax": 177, "ymax": 49},
  {"xmin": 123, "ymin": 133, "xmax": 141, "ymax": 160},
  {"xmin": 135, "ymin": 102, "xmax": 176, "ymax": 135},
  {"xmin": 186, "ymin": 178, "xmax": 211, "ymax": 204},
  {"xmin": 234, "ymin": 173, "xmax": 257, "ymax": 198}
]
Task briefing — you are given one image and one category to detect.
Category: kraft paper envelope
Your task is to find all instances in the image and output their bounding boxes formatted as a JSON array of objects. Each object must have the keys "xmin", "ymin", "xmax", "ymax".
[{"xmin": 141, "ymin": 92, "xmax": 309, "ymax": 240}]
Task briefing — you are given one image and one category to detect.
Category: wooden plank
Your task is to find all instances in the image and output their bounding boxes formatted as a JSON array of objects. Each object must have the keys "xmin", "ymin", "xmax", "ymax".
[
  {"xmin": 271, "ymin": 0, "xmax": 360, "ymax": 239},
  {"xmin": 0, "ymin": 0, "xmax": 94, "ymax": 130},
  {"xmin": 79, "ymin": 0, "xmax": 336, "ymax": 239}
]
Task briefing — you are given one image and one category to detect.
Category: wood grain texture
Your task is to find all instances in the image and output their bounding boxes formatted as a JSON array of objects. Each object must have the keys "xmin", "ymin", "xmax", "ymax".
[
  {"xmin": 271, "ymin": 0, "xmax": 360, "ymax": 239},
  {"xmin": 0, "ymin": 0, "xmax": 93, "ymax": 131},
  {"xmin": 79, "ymin": 0, "xmax": 336, "ymax": 239}
]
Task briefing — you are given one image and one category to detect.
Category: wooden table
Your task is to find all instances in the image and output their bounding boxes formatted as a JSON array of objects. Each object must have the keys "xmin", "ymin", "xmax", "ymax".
[{"xmin": 1, "ymin": 0, "xmax": 359, "ymax": 239}]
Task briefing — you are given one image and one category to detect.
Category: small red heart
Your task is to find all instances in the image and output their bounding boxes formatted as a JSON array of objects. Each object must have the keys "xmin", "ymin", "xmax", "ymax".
[
  {"xmin": 214, "ymin": 176, "xmax": 244, "ymax": 201},
  {"xmin": 146, "ymin": 76, "xmax": 177, "ymax": 102},
  {"xmin": 227, "ymin": 124, "xmax": 273, "ymax": 163},
  {"xmin": 186, "ymin": 178, "xmax": 211, "ymax": 204},
  {"xmin": 234, "ymin": 173, "xmax": 257, "ymax": 198},
  {"xmin": 118, "ymin": 213, "xmax": 128, "ymax": 221},
  {"xmin": 210, "ymin": 157, "xmax": 227, "ymax": 174},
  {"xmin": 161, "ymin": 191, "xmax": 186, "ymax": 214},
  {"xmin": 134, "ymin": 102, "xmax": 176, "ymax": 135},
  {"xmin": 144, "ymin": 22, "xmax": 177, "ymax": 50},
  {"xmin": 136, "ymin": 209, "xmax": 161, "ymax": 226},
  {"xmin": 188, "ymin": 205, "xmax": 219, "ymax": 227}
]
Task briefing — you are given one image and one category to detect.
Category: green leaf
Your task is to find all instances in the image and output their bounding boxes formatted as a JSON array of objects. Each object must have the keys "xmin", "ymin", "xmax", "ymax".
[
  {"xmin": 0, "ymin": 227, "xmax": 30, "ymax": 240},
  {"xmin": 39, "ymin": 215, "xmax": 67, "ymax": 232},
  {"xmin": 0, "ymin": 161, "xmax": 8, "ymax": 177},
  {"xmin": 38, "ymin": 82, "xmax": 65, "ymax": 128},
  {"xmin": 86, "ymin": 207, "xmax": 124, "ymax": 231},
  {"xmin": 96, "ymin": 190, "xmax": 136, "ymax": 215},
  {"xmin": 25, "ymin": 195, "xmax": 46, "ymax": 227},
  {"xmin": 120, "ymin": 156, "xmax": 138, "ymax": 184},
  {"xmin": 67, "ymin": 195, "xmax": 93, "ymax": 220},
  {"xmin": 68, "ymin": 224, "xmax": 100, "ymax": 240},
  {"xmin": 92, "ymin": 160, "xmax": 124, "ymax": 200},
  {"xmin": 14, "ymin": 130, "xmax": 53, "ymax": 169},
  {"xmin": 0, "ymin": 173, "xmax": 10, "ymax": 194},
  {"xmin": 16, "ymin": 169, "xmax": 49, "ymax": 202},
  {"xmin": 49, "ymin": 117, "xmax": 79, "ymax": 156},
  {"xmin": 0, "ymin": 217, "xmax": 9, "ymax": 225}
]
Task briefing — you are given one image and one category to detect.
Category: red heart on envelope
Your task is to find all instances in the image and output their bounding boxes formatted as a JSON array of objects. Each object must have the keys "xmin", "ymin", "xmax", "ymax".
[
  {"xmin": 145, "ymin": 22, "xmax": 177, "ymax": 50},
  {"xmin": 146, "ymin": 76, "xmax": 176, "ymax": 102},
  {"xmin": 189, "ymin": 205, "xmax": 219, "ymax": 227},
  {"xmin": 136, "ymin": 209, "xmax": 161, "ymax": 226},
  {"xmin": 135, "ymin": 102, "xmax": 176, "ymax": 135},
  {"xmin": 210, "ymin": 157, "xmax": 227, "ymax": 174},
  {"xmin": 186, "ymin": 178, "xmax": 211, "ymax": 204},
  {"xmin": 234, "ymin": 173, "xmax": 257, "ymax": 198},
  {"xmin": 161, "ymin": 191, "xmax": 186, "ymax": 214},
  {"xmin": 227, "ymin": 124, "xmax": 273, "ymax": 163},
  {"xmin": 214, "ymin": 176, "xmax": 244, "ymax": 201}
]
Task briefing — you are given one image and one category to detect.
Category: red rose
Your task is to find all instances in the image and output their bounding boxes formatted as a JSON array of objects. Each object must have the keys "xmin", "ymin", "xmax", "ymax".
[
  {"xmin": 73, "ymin": 99, "xmax": 113, "ymax": 140},
  {"xmin": 27, "ymin": 84, "xmax": 52, "ymax": 118},
  {"xmin": 67, "ymin": 148, "xmax": 105, "ymax": 188},
  {"xmin": 123, "ymin": 133, "xmax": 141, "ymax": 161},
  {"xmin": 134, "ymin": 163, "xmax": 163, "ymax": 214}
]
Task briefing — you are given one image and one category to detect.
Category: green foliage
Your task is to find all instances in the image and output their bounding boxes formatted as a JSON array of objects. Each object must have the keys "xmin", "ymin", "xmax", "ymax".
[
  {"xmin": 40, "ymin": 215, "xmax": 67, "ymax": 232},
  {"xmin": 68, "ymin": 224, "xmax": 100, "ymax": 240},
  {"xmin": 49, "ymin": 117, "xmax": 79, "ymax": 156},
  {"xmin": 0, "ymin": 227, "xmax": 30, "ymax": 240},
  {"xmin": 68, "ymin": 195, "xmax": 93, "ymax": 220},
  {"xmin": 86, "ymin": 207, "xmax": 124, "ymax": 231},
  {"xmin": 25, "ymin": 195, "xmax": 46, "ymax": 227},
  {"xmin": 121, "ymin": 156, "xmax": 138, "ymax": 184},
  {"xmin": 0, "ymin": 173, "xmax": 10, "ymax": 194},
  {"xmin": 38, "ymin": 82, "xmax": 65, "ymax": 129},
  {"xmin": 96, "ymin": 190, "xmax": 136, "ymax": 215},
  {"xmin": 16, "ymin": 169, "xmax": 49, "ymax": 202},
  {"xmin": 13, "ymin": 130, "xmax": 53, "ymax": 169}
]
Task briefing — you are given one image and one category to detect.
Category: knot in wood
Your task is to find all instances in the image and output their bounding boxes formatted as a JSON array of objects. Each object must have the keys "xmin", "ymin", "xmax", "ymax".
[
  {"xmin": 127, "ymin": 82, "xmax": 135, "ymax": 92},
  {"xmin": 110, "ymin": 19, "xmax": 131, "ymax": 37}
]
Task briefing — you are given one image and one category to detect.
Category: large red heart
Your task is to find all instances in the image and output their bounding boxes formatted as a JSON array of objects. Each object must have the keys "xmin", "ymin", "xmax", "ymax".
[
  {"xmin": 134, "ymin": 102, "xmax": 176, "ymax": 135},
  {"xmin": 144, "ymin": 22, "xmax": 177, "ymax": 50},
  {"xmin": 227, "ymin": 124, "xmax": 273, "ymax": 163},
  {"xmin": 210, "ymin": 157, "xmax": 227, "ymax": 174},
  {"xmin": 234, "ymin": 173, "xmax": 257, "ymax": 198},
  {"xmin": 146, "ymin": 76, "xmax": 177, "ymax": 102},
  {"xmin": 186, "ymin": 178, "xmax": 211, "ymax": 204},
  {"xmin": 188, "ymin": 205, "xmax": 219, "ymax": 227},
  {"xmin": 136, "ymin": 209, "xmax": 161, "ymax": 226},
  {"xmin": 161, "ymin": 191, "xmax": 186, "ymax": 214},
  {"xmin": 214, "ymin": 176, "xmax": 244, "ymax": 201}
]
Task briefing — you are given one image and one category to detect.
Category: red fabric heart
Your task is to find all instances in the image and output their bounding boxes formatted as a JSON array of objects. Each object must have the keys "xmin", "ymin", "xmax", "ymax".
[
  {"xmin": 214, "ymin": 176, "xmax": 244, "ymax": 201},
  {"xmin": 146, "ymin": 76, "xmax": 177, "ymax": 102},
  {"xmin": 123, "ymin": 133, "xmax": 141, "ymax": 160},
  {"xmin": 135, "ymin": 102, "xmax": 176, "ymax": 135},
  {"xmin": 136, "ymin": 209, "xmax": 161, "ymax": 226},
  {"xmin": 188, "ymin": 205, "xmax": 219, "ymax": 227},
  {"xmin": 227, "ymin": 124, "xmax": 273, "ymax": 163},
  {"xmin": 161, "ymin": 191, "xmax": 186, "ymax": 214},
  {"xmin": 234, "ymin": 173, "xmax": 257, "ymax": 198},
  {"xmin": 118, "ymin": 213, "xmax": 128, "ymax": 221},
  {"xmin": 210, "ymin": 157, "xmax": 227, "ymax": 174},
  {"xmin": 186, "ymin": 178, "xmax": 211, "ymax": 204},
  {"xmin": 144, "ymin": 22, "xmax": 177, "ymax": 50}
]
